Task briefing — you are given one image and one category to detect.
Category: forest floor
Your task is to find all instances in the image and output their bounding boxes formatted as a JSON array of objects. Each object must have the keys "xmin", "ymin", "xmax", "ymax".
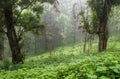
[{"xmin": 0, "ymin": 37, "xmax": 120, "ymax": 79}]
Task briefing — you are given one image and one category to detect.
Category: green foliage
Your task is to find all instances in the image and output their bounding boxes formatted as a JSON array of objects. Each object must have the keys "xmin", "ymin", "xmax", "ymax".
[
  {"xmin": 19, "ymin": 11, "xmax": 40, "ymax": 31},
  {"xmin": 80, "ymin": 0, "xmax": 120, "ymax": 34},
  {"xmin": 0, "ymin": 39, "xmax": 120, "ymax": 78},
  {"xmin": 0, "ymin": 0, "xmax": 56, "ymax": 40},
  {"xmin": 57, "ymin": 52, "xmax": 120, "ymax": 79},
  {"xmin": 0, "ymin": 58, "xmax": 11, "ymax": 70},
  {"xmin": 79, "ymin": 10, "xmax": 99, "ymax": 34},
  {"xmin": 32, "ymin": 3, "xmax": 44, "ymax": 15}
]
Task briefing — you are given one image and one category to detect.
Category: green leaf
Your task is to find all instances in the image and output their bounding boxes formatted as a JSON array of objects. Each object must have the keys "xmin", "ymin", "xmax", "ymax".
[
  {"xmin": 96, "ymin": 66, "xmax": 108, "ymax": 72},
  {"xmin": 99, "ymin": 76, "xmax": 110, "ymax": 79}
]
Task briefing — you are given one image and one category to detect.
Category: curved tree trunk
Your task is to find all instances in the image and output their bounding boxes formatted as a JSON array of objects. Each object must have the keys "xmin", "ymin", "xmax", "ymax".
[
  {"xmin": 3, "ymin": 1, "xmax": 24, "ymax": 64},
  {"xmin": 98, "ymin": 21, "xmax": 109, "ymax": 52}
]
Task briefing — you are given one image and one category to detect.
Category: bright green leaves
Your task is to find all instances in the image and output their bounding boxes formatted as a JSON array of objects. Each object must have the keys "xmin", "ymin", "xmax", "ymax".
[
  {"xmin": 19, "ymin": 11, "xmax": 41, "ymax": 32},
  {"xmin": 57, "ymin": 52, "xmax": 120, "ymax": 79},
  {"xmin": 99, "ymin": 76, "xmax": 110, "ymax": 79},
  {"xmin": 109, "ymin": 64, "xmax": 120, "ymax": 73},
  {"xmin": 96, "ymin": 66, "xmax": 108, "ymax": 72},
  {"xmin": 0, "ymin": 44, "xmax": 120, "ymax": 78}
]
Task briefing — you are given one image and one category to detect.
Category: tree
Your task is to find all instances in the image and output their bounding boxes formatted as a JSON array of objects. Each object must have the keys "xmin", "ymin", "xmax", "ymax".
[
  {"xmin": 42, "ymin": 7, "xmax": 63, "ymax": 51},
  {"xmin": 0, "ymin": 0, "xmax": 55, "ymax": 64},
  {"xmin": 0, "ymin": 33, "xmax": 4, "ymax": 60},
  {"xmin": 0, "ymin": 12, "xmax": 4, "ymax": 60},
  {"xmin": 80, "ymin": 0, "xmax": 120, "ymax": 52}
]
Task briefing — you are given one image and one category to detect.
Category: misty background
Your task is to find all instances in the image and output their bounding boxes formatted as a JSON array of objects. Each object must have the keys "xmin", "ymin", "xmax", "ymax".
[{"xmin": 4, "ymin": 0, "xmax": 120, "ymax": 56}]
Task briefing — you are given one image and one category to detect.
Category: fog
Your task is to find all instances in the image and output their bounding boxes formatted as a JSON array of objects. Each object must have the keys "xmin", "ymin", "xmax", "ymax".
[{"xmin": 4, "ymin": 0, "xmax": 120, "ymax": 55}]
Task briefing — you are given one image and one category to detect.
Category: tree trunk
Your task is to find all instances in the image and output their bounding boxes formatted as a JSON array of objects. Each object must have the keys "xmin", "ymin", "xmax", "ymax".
[
  {"xmin": 0, "ymin": 36, "xmax": 4, "ymax": 60},
  {"xmin": 3, "ymin": 1, "xmax": 24, "ymax": 64},
  {"xmin": 98, "ymin": 22, "xmax": 108, "ymax": 52},
  {"xmin": 83, "ymin": 31, "xmax": 87, "ymax": 53},
  {"xmin": 43, "ymin": 28, "xmax": 48, "ymax": 51}
]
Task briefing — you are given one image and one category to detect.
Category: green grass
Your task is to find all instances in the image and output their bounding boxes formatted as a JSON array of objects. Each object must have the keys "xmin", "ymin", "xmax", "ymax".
[{"xmin": 0, "ymin": 40, "xmax": 120, "ymax": 79}]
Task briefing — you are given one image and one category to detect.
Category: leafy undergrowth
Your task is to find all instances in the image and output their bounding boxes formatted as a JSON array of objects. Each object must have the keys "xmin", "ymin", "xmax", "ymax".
[
  {"xmin": 0, "ymin": 43, "xmax": 120, "ymax": 79},
  {"xmin": 57, "ymin": 52, "xmax": 120, "ymax": 79}
]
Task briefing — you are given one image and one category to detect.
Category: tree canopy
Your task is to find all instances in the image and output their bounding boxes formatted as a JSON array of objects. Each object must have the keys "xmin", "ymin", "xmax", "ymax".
[{"xmin": 0, "ymin": 0, "xmax": 56, "ymax": 63}]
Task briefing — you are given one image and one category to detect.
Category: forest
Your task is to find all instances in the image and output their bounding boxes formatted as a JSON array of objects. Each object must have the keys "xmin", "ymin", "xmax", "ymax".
[{"xmin": 0, "ymin": 0, "xmax": 120, "ymax": 79}]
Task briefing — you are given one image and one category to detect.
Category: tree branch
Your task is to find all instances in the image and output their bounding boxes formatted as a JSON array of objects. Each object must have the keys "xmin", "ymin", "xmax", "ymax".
[
  {"xmin": 0, "ymin": 25, "xmax": 7, "ymax": 34},
  {"xmin": 14, "ymin": 0, "xmax": 36, "ymax": 25},
  {"xmin": 17, "ymin": 28, "xmax": 24, "ymax": 42}
]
